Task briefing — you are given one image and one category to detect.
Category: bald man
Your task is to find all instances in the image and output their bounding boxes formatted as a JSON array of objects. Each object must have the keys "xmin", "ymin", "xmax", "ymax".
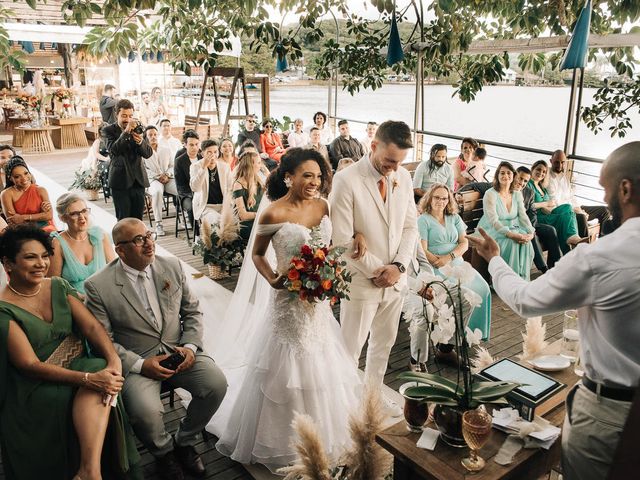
[
  {"xmin": 85, "ymin": 218, "xmax": 227, "ymax": 479},
  {"xmin": 469, "ymin": 142, "xmax": 640, "ymax": 480}
]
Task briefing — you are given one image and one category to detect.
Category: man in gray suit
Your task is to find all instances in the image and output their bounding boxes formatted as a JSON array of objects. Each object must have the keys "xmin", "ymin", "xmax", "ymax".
[{"xmin": 85, "ymin": 218, "xmax": 227, "ymax": 480}]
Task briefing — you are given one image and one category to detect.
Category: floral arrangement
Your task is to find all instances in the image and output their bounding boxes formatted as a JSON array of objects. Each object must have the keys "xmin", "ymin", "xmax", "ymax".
[
  {"xmin": 70, "ymin": 168, "xmax": 102, "ymax": 191},
  {"xmin": 284, "ymin": 227, "xmax": 352, "ymax": 305},
  {"xmin": 15, "ymin": 93, "xmax": 41, "ymax": 110},
  {"xmin": 193, "ymin": 205, "xmax": 244, "ymax": 269},
  {"xmin": 279, "ymin": 388, "xmax": 392, "ymax": 480},
  {"xmin": 398, "ymin": 262, "xmax": 520, "ymax": 410},
  {"xmin": 53, "ymin": 87, "xmax": 74, "ymax": 102}
]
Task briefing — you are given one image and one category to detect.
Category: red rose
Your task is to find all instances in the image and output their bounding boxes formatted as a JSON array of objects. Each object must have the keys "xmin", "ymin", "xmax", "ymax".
[
  {"xmin": 301, "ymin": 245, "xmax": 312, "ymax": 255},
  {"xmin": 288, "ymin": 269, "xmax": 300, "ymax": 281}
]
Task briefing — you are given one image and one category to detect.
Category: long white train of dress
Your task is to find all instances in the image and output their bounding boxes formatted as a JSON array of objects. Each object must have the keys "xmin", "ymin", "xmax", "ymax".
[{"xmin": 205, "ymin": 214, "xmax": 361, "ymax": 473}]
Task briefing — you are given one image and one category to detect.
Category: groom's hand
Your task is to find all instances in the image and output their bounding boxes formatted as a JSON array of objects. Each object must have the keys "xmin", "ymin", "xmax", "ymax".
[
  {"xmin": 141, "ymin": 354, "xmax": 176, "ymax": 380},
  {"xmin": 372, "ymin": 264, "xmax": 401, "ymax": 288},
  {"xmin": 467, "ymin": 228, "xmax": 500, "ymax": 262}
]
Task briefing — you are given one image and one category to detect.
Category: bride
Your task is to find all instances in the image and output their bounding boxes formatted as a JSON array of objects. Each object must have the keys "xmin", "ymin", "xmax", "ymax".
[{"xmin": 212, "ymin": 148, "xmax": 362, "ymax": 473}]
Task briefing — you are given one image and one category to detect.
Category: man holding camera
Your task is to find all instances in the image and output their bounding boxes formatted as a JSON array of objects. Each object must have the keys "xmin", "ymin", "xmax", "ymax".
[
  {"xmin": 85, "ymin": 218, "xmax": 227, "ymax": 480},
  {"xmin": 102, "ymin": 99, "xmax": 153, "ymax": 220}
]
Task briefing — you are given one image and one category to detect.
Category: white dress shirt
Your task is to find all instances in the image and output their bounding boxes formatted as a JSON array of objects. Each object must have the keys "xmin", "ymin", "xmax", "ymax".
[
  {"xmin": 120, "ymin": 260, "xmax": 196, "ymax": 373},
  {"xmin": 159, "ymin": 135, "xmax": 183, "ymax": 161},
  {"xmin": 547, "ymin": 170, "xmax": 580, "ymax": 208},
  {"xmin": 287, "ymin": 130, "xmax": 309, "ymax": 148},
  {"xmin": 488, "ymin": 217, "xmax": 640, "ymax": 387}
]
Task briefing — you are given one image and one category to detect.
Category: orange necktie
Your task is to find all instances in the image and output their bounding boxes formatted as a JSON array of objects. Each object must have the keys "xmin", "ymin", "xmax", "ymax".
[{"xmin": 378, "ymin": 177, "xmax": 387, "ymax": 202}]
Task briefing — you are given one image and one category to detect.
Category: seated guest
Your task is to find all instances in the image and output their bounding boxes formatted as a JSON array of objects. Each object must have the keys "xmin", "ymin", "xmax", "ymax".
[
  {"xmin": 360, "ymin": 121, "xmax": 378, "ymax": 156},
  {"xmin": 306, "ymin": 111, "xmax": 333, "ymax": 145},
  {"xmin": 0, "ymin": 144, "xmax": 17, "ymax": 189},
  {"xmin": 417, "ymin": 184, "xmax": 491, "ymax": 343},
  {"xmin": 190, "ymin": 139, "xmax": 233, "ymax": 226},
  {"xmin": 453, "ymin": 137, "xmax": 479, "ymax": 190},
  {"xmin": 238, "ymin": 140, "xmax": 270, "ymax": 181},
  {"xmin": 336, "ymin": 157, "xmax": 355, "ymax": 172},
  {"xmin": 413, "ymin": 144, "xmax": 454, "ymax": 200},
  {"xmin": 236, "ymin": 114, "xmax": 263, "ymax": 156},
  {"xmin": 1, "ymin": 157, "xmax": 55, "ymax": 233},
  {"xmin": 144, "ymin": 125, "xmax": 178, "ymax": 237},
  {"xmin": 49, "ymin": 193, "xmax": 116, "ymax": 295},
  {"xmin": 0, "ymin": 224, "xmax": 139, "ymax": 479},
  {"xmin": 218, "ymin": 137, "xmax": 237, "ymax": 168},
  {"xmin": 462, "ymin": 147, "xmax": 490, "ymax": 183},
  {"xmin": 547, "ymin": 149, "xmax": 613, "ymax": 235},
  {"xmin": 260, "ymin": 120, "xmax": 286, "ymax": 163},
  {"xmin": 85, "ymin": 218, "xmax": 227, "ymax": 479},
  {"xmin": 477, "ymin": 161, "xmax": 535, "ymax": 280},
  {"xmin": 330, "ymin": 120, "xmax": 365, "ymax": 169},
  {"xmin": 286, "ymin": 118, "xmax": 309, "ymax": 148},
  {"xmin": 513, "ymin": 167, "xmax": 562, "ymax": 272},
  {"xmin": 305, "ymin": 127, "xmax": 330, "ymax": 164},
  {"xmin": 173, "ymin": 129, "xmax": 201, "ymax": 227},
  {"xmin": 79, "ymin": 130, "xmax": 110, "ymax": 173},
  {"xmin": 232, "ymin": 150, "xmax": 265, "ymax": 241},
  {"xmin": 158, "ymin": 118, "xmax": 183, "ymax": 160},
  {"xmin": 529, "ymin": 160, "xmax": 587, "ymax": 254}
]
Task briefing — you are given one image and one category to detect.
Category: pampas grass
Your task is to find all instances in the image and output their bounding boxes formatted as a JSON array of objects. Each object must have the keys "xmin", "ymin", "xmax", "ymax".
[
  {"xmin": 201, "ymin": 219, "xmax": 213, "ymax": 250},
  {"xmin": 279, "ymin": 412, "xmax": 332, "ymax": 480},
  {"xmin": 471, "ymin": 347, "xmax": 496, "ymax": 374},
  {"xmin": 216, "ymin": 200, "xmax": 241, "ymax": 246},
  {"xmin": 340, "ymin": 387, "xmax": 393, "ymax": 480},
  {"xmin": 520, "ymin": 317, "xmax": 548, "ymax": 361}
]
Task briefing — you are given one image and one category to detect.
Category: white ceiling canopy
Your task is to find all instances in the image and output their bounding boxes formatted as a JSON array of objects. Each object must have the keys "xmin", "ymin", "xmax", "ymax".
[{"xmin": 3, "ymin": 22, "xmax": 92, "ymax": 44}]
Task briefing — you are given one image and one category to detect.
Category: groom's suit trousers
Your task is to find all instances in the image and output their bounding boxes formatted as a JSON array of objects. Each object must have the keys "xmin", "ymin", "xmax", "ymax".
[{"xmin": 340, "ymin": 287, "xmax": 403, "ymax": 388}]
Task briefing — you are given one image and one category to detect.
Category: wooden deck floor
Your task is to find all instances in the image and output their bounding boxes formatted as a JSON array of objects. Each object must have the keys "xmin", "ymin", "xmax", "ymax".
[{"xmin": 0, "ymin": 145, "xmax": 563, "ymax": 480}]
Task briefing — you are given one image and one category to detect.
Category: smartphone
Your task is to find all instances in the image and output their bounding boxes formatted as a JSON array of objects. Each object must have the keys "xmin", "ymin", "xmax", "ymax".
[{"xmin": 159, "ymin": 351, "xmax": 185, "ymax": 370}]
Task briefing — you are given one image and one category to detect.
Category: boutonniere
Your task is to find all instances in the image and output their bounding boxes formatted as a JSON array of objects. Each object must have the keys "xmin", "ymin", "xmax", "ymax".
[
  {"xmin": 392, "ymin": 178, "xmax": 399, "ymax": 193},
  {"xmin": 162, "ymin": 280, "xmax": 171, "ymax": 292}
]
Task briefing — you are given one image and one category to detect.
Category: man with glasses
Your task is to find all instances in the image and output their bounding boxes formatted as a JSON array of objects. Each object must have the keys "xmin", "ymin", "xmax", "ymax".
[
  {"xmin": 236, "ymin": 114, "xmax": 263, "ymax": 156},
  {"xmin": 85, "ymin": 218, "xmax": 227, "ymax": 480}
]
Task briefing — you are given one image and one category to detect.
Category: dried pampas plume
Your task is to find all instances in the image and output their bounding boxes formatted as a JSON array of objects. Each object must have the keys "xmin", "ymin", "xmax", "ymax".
[
  {"xmin": 520, "ymin": 317, "xmax": 548, "ymax": 361},
  {"xmin": 201, "ymin": 219, "xmax": 213, "ymax": 250},
  {"xmin": 279, "ymin": 412, "xmax": 332, "ymax": 480},
  {"xmin": 341, "ymin": 387, "xmax": 392, "ymax": 480},
  {"xmin": 471, "ymin": 347, "xmax": 495, "ymax": 374},
  {"xmin": 216, "ymin": 200, "xmax": 241, "ymax": 246}
]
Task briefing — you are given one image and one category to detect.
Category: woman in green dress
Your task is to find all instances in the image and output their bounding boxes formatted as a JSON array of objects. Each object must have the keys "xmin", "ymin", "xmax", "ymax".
[
  {"xmin": 477, "ymin": 161, "xmax": 535, "ymax": 280},
  {"xmin": 233, "ymin": 150, "xmax": 265, "ymax": 241},
  {"xmin": 0, "ymin": 224, "xmax": 140, "ymax": 480},
  {"xmin": 528, "ymin": 160, "xmax": 588, "ymax": 254}
]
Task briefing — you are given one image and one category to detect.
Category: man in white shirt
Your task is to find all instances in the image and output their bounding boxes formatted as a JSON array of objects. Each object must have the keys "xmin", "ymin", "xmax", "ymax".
[
  {"xmin": 360, "ymin": 121, "xmax": 378, "ymax": 156},
  {"xmin": 158, "ymin": 118, "xmax": 183, "ymax": 160},
  {"xmin": 286, "ymin": 118, "xmax": 309, "ymax": 148},
  {"xmin": 144, "ymin": 126, "xmax": 178, "ymax": 237},
  {"xmin": 469, "ymin": 141, "xmax": 640, "ymax": 480},
  {"xmin": 547, "ymin": 150, "xmax": 612, "ymax": 236}
]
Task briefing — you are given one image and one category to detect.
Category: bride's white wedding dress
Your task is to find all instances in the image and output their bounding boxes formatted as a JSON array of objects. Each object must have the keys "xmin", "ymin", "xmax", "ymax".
[{"xmin": 212, "ymin": 215, "xmax": 361, "ymax": 473}]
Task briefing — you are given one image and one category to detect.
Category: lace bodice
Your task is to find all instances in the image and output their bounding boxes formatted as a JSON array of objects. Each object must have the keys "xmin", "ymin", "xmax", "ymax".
[{"xmin": 257, "ymin": 215, "xmax": 334, "ymax": 354}]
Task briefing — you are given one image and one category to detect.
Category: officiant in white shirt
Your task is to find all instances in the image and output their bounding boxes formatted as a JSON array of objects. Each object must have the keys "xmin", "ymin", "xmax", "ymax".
[{"xmin": 469, "ymin": 141, "xmax": 640, "ymax": 480}]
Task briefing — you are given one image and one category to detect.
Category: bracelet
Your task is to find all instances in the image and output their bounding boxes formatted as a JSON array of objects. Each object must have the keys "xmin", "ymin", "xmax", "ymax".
[
  {"xmin": 449, "ymin": 252, "xmax": 455, "ymax": 260},
  {"xmin": 83, "ymin": 372, "xmax": 89, "ymax": 384}
]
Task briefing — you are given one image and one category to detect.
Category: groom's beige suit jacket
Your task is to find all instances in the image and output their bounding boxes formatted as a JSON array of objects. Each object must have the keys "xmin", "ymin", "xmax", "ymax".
[{"xmin": 330, "ymin": 156, "xmax": 418, "ymax": 300}]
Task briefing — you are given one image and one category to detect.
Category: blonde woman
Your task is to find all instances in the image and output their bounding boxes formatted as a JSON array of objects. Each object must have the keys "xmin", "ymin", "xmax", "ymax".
[{"xmin": 233, "ymin": 151, "xmax": 265, "ymax": 240}]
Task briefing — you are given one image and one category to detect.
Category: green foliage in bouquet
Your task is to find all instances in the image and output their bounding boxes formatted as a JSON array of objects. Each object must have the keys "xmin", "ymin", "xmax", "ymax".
[{"xmin": 70, "ymin": 168, "xmax": 102, "ymax": 191}]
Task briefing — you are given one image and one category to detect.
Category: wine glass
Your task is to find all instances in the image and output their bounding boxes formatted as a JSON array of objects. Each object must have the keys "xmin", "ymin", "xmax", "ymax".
[{"xmin": 461, "ymin": 408, "xmax": 493, "ymax": 472}]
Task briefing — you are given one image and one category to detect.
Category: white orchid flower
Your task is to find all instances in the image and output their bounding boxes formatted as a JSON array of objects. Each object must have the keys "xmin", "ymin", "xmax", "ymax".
[
  {"xmin": 440, "ymin": 261, "xmax": 476, "ymax": 284},
  {"xmin": 463, "ymin": 289, "xmax": 483, "ymax": 309},
  {"xmin": 432, "ymin": 324, "xmax": 454, "ymax": 345},
  {"xmin": 417, "ymin": 269, "xmax": 440, "ymax": 286},
  {"xmin": 436, "ymin": 303, "xmax": 455, "ymax": 322},
  {"xmin": 465, "ymin": 327, "xmax": 483, "ymax": 346}
]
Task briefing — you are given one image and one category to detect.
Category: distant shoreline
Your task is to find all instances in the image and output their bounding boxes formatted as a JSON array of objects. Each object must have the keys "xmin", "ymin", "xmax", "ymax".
[{"xmin": 265, "ymin": 79, "xmax": 572, "ymax": 89}]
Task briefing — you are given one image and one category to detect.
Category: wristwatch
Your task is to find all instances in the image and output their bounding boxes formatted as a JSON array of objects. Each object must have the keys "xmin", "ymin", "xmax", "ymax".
[{"xmin": 392, "ymin": 262, "xmax": 406, "ymax": 273}]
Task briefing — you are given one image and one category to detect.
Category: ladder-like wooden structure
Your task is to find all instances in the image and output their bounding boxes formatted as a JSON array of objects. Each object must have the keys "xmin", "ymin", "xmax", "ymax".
[{"xmin": 195, "ymin": 67, "xmax": 250, "ymax": 137}]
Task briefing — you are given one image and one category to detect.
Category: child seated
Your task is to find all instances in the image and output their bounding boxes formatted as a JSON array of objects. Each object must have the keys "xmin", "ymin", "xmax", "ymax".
[{"xmin": 462, "ymin": 147, "xmax": 490, "ymax": 183}]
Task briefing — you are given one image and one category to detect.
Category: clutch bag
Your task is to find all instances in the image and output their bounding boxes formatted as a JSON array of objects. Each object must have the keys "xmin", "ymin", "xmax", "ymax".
[{"xmin": 44, "ymin": 334, "xmax": 84, "ymax": 368}]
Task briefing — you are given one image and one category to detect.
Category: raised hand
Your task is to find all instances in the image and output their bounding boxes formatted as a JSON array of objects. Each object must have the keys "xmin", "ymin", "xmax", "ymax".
[{"xmin": 467, "ymin": 228, "xmax": 500, "ymax": 262}]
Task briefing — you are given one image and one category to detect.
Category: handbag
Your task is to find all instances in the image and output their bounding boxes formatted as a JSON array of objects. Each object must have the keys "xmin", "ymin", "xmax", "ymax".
[{"xmin": 44, "ymin": 334, "xmax": 84, "ymax": 368}]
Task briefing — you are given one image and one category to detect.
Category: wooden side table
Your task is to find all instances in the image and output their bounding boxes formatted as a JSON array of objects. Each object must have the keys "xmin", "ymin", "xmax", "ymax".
[
  {"xmin": 9, "ymin": 117, "xmax": 30, "ymax": 147},
  {"xmin": 16, "ymin": 126, "xmax": 60, "ymax": 154},
  {"xmin": 50, "ymin": 117, "xmax": 90, "ymax": 149}
]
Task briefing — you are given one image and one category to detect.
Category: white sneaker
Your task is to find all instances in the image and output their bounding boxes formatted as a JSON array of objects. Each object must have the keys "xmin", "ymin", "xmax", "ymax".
[
  {"xmin": 382, "ymin": 397, "xmax": 403, "ymax": 418},
  {"xmin": 155, "ymin": 224, "xmax": 166, "ymax": 237}
]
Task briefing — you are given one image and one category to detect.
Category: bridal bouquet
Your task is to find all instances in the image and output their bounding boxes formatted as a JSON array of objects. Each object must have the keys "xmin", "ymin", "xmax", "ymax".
[{"xmin": 284, "ymin": 230, "xmax": 352, "ymax": 305}]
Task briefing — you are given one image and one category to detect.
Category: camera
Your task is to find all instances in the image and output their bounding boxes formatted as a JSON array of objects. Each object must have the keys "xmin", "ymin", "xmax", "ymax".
[{"xmin": 131, "ymin": 119, "xmax": 144, "ymax": 135}]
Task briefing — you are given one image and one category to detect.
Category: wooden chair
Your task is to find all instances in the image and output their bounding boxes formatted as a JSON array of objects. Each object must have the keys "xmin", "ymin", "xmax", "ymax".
[{"xmin": 457, "ymin": 190, "xmax": 491, "ymax": 282}]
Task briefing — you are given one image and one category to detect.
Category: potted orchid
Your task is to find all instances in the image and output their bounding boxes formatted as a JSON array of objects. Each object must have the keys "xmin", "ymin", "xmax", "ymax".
[{"xmin": 397, "ymin": 262, "xmax": 520, "ymax": 447}]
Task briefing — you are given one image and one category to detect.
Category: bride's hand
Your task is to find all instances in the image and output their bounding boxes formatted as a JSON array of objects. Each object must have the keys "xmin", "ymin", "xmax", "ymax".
[{"xmin": 269, "ymin": 273, "xmax": 286, "ymax": 289}]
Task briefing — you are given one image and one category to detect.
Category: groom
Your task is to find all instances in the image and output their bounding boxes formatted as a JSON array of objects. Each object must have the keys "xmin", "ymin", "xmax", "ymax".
[{"xmin": 330, "ymin": 120, "xmax": 418, "ymax": 411}]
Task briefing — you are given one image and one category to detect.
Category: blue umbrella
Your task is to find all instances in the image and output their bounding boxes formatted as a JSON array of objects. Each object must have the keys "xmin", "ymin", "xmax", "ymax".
[
  {"xmin": 128, "ymin": 50, "xmax": 136, "ymax": 62},
  {"xmin": 21, "ymin": 41, "xmax": 35, "ymax": 54},
  {"xmin": 386, "ymin": 10, "xmax": 404, "ymax": 66},
  {"xmin": 275, "ymin": 43, "xmax": 288, "ymax": 72},
  {"xmin": 142, "ymin": 51, "xmax": 149, "ymax": 62},
  {"xmin": 560, "ymin": 0, "xmax": 591, "ymax": 70}
]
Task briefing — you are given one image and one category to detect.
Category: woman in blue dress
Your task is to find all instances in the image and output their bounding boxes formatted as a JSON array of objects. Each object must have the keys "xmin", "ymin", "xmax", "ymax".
[
  {"xmin": 477, "ymin": 161, "xmax": 535, "ymax": 280},
  {"xmin": 528, "ymin": 160, "xmax": 587, "ymax": 254},
  {"xmin": 417, "ymin": 183, "xmax": 492, "ymax": 341},
  {"xmin": 48, "ymin": 193, "xmax": 116, "ymax": 295}
]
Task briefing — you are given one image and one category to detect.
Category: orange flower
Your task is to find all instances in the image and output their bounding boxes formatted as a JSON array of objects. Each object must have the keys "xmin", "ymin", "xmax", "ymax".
[
  {"xmin": 290, "ymin": 280, "xmax": 302, "ymax": 291},
  {"xmin": 287, "ymin": 269, "xmax": 300, "ymax": 281},
  {"xmin": 314, "ymin": 249, "xmax": 326, "ymax": 261},
  {"xmin": 321, "ymin": 279, "xmax": 333, "ymax": 290},
  {"xmin": 293, "ymin": 259, "xmax": 305, "ymax": 270}
]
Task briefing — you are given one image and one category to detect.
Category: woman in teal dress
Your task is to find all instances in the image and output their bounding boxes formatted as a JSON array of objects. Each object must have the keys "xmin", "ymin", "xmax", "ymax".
[
  {"xmin": 233, "ymin": 151, "xmax": 265, "ymax": 241},
  {"xmin": 528, "ymin": 160, "xmax": 587, "ymax": 254},
  {"xmin": 477, "ymin": 161, "xmax": 535, "ymax": 280},
  {"xmin": 49, "ymin": 193, "xmax": 116, "ymax": 295},
  {"xmin": 0, "ymin": 224, "xmax": 140, "ymax": 480},
  {"xmin": 417, "ymin": 184, "xmax": 492, "ymax": 340}
]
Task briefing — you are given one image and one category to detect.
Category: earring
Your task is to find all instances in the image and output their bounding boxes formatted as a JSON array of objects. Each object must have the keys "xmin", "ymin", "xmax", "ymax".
[{"xmin": 284, "ymin": 177, "xmax": 293, "ymax": 188}]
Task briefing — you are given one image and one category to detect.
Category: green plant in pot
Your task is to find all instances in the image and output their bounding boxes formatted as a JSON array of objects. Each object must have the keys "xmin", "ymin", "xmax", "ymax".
[
  {"xmin": 397, "ymin": 263, "xmax": 520, "ymax": 447},
  {"xmin": 70, "ymin": 168, "xmax": 102, "ymax": 201}
]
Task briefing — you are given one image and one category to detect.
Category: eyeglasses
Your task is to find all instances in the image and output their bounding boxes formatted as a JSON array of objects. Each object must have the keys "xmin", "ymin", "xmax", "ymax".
[
  {"xmin": 66, "ymin": 207, "xmax": 91, "ymax": 219},
  {"xmin": 117, "ymin": 231, "xmax": 157, "ymax": 246},
  {"xmin": 433, "ymin": 196, "xmax": 449, "ymax": 202},
  {"xmin": 264, "ymin": 125, "xmax": 273, "ymax": 129},
  {"xmin": 246, "ymin": 120, "xmax": 255, "ymax": 124}
]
